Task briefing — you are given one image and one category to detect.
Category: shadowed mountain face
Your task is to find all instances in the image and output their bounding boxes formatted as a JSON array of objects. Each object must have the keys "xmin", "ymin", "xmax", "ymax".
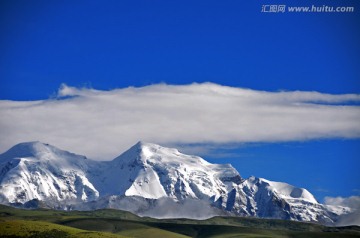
[{"xmin": 0, "ymin": 141, "xmax": 352, "ymax": 225}]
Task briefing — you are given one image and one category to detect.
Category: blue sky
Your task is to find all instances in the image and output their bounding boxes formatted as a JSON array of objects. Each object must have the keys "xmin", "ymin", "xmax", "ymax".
[
  {"xmin": 0, "ymin": 0, "xmax": 359, "ymax": 202},
  {"xmin": 204, "ymin": 140, "xmax": 360, "ymax": 200}
]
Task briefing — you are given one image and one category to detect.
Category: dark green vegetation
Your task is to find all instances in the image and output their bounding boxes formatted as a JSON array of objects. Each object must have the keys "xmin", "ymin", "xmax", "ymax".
[{"xmin": 0, "ymin": 204, "xmax": 359, "ymax": 238}]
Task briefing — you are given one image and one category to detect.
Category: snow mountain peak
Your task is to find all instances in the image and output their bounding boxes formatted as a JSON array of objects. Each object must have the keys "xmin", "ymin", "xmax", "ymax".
[
  {"xmin": 0, "ymin": 141, "xmax": 350, "ymax": 225},
  {"xmin": 0, "ymin": 142, "xmax": 97, "ymax": 204},
  {"xmin": 113, "ymin": 141, "xmax": 210, "ymax": 171},
  {"xmin": 2, "ymin": 141, "xmax": 51, "ymax": 159},
  {"xmin": 105, "ymin": 141, "xmax": 241, "ymax": 201},
  {"xmin": 1, "ymin": 141, "xmax": 87, "ymax": 163}
]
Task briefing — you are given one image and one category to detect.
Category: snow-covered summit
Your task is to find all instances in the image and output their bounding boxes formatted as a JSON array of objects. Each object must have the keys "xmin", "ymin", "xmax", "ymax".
[
  {"xmin": 113, "ymin": 141, "xmax": 208, "ymax": 165},
  {"xmin": 244, "ymin": 176, "xmax": 318, "ymax": 204},
  {"xmin": 0, "ymin": 141, "xmax": 88, "ymax": 165},
  {"xmin": 0, "ymin": 141, "xmax": 349, "ymax": 225},
  {"xmin": 0, "ymin": 141, "xmax": 98, "ymax": 204},
  {"xmin": 101, "ymin": 141, "xmax": 241, "ymax": 200},
  {"xmin": 1, "ymin": 141, "xmax": 53, "ymax": 160}
]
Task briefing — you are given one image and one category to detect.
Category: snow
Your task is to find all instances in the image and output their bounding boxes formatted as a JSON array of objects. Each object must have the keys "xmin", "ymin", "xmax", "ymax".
[
  {"xmin": 0, "ymin": 141, "xmax": 351, "ymax": 225},
  {"xmin": 0, "ymin": 141, "xmax": 99, "ymax": 203},
  {"xmin": 125, "ymin": 167, "xmax": 167, "ymax": 199},
  {"xmin": 258, "ymin": 178, "xmax": 318, "ymax": 203},
  {"xmin": 101, "ymin": 141, "xmax": 239, "ymax": 201}
]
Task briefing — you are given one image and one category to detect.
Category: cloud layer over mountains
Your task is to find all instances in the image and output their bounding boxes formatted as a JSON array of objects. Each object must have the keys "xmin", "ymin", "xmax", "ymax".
[{"xmin": 0, "ymin": 83, "xmax": 359, "ymax": 159}]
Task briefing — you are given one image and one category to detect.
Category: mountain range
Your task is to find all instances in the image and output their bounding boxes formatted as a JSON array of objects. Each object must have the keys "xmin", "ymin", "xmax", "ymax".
[{"xmin": 0, "ymin": 141, "xmax": 353, "ymax": 225}]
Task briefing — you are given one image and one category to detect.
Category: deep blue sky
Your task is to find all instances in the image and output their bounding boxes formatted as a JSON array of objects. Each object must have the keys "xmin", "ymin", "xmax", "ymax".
[
  {"xmin": 1, "ymin": 0, "xmax": 359, "ymax": 100},
  {"xmin": 204, "ymin": 140, "xmax": 360, "ymax": 201},
  {"xmin": 0, "ymin": 0, "xmax": 359, "ymax": 201}
]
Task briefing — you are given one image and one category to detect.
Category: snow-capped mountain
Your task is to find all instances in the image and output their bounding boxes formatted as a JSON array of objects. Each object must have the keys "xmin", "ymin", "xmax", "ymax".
[
  {"xmin": 0, "ymin": 142, "xmax": 99, "ymax": 204},
  {"xmin": 97, "ymin": 141, "xmax": 242, "ymax": 200},
  {"xmin": 0, "ymin": 141, "xmax": 351, "ymax": 224}
]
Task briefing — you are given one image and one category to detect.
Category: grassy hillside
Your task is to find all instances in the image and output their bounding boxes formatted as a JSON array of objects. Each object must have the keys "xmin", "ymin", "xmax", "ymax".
[
  {"xmin": 0, "ymin": 204, "xmax": 359, "ymax": 238},
  {"xmin": 0, "ymin": 219, "xmax": 128, "ymax": 238}
]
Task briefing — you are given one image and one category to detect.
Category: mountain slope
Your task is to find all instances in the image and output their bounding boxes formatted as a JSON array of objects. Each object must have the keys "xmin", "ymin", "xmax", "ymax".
[
  {"xmin": 0, "ymin": 142, "xmax": 99, "ymax": 204},
  {"xmin": 0, "ymin": 141, "xmax": 352, "ymax": 225},
  {"xmin": 99, "ymin": 141, "xmax": 242, "ymax": 201}
]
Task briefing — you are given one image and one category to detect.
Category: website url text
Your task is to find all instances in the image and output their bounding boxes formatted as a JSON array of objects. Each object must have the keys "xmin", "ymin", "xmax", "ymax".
[{"xmin": 261, "ymin": 5, "xmax": 355, "ymax": 13}]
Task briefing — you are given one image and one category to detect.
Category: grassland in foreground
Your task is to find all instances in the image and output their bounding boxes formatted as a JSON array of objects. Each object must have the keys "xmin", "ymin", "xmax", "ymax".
[{"xmin": 0, "ymin": 204, "xmax": 359, "ymax": 238}]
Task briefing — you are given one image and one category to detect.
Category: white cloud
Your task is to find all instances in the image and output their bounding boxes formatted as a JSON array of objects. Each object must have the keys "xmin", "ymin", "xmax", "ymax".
[
  {"xmin": 0, "ymin": 83, "xmax": 360, "ymax": 160},
  {"xmin": 324, "ymin": 196, "xmax": 360, "ymax": 210},
  {"xmin": 335, "ymin": 211, "xmax": 360, "ymax": 226},
  {"xmin": 324, "ymin": 196, "xmax": 360, "ymax": 226}
]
